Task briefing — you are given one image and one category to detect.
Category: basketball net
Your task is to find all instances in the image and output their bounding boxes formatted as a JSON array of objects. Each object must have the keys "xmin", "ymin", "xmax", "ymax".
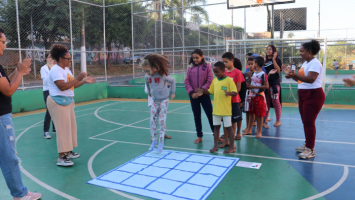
[{"xmin": 248, "ymin": 0, "xmax": 264, "ymax": 12}]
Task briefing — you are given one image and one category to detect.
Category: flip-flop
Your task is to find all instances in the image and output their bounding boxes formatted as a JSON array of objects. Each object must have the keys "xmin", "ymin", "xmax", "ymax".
[
  {"xmin": 194, "ymin": 138, "xmax": 202, "ymax": 144},
  {"xmin": 218, "ymin": 138, "xmax": 225, "ymax": 143},
  {"xmin": 220, "ymin": 134, "xmax": 225, "ymax": 139}
]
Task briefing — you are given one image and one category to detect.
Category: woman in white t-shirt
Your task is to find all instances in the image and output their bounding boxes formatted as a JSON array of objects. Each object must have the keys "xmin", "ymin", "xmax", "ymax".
[
  {"xmin": 40, "ymin": 53, "xmax": 56, "ymax": 139},
  {"xmin": 47, "ymin": 44, "xmax": 96, "ymax": 167},
  {"xmin": 284, "ymin": 40, "xmax": 325, "ymax": 160}
]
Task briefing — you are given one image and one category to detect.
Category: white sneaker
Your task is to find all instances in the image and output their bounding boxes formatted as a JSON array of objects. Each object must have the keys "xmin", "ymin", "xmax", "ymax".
[
  {"xmin": 295, "ymin": 143, "xmax": 306, "ymax": 153},
  {"xmin": 13, "ymin": 191, "xmax": 41, "ymax": 200},
  {"xmin": 67, "ymin": 151, "xmax": 80, "ymax": 159},
  {"xmin": 44, "ymin": 132, "xmax": 51, "ymax": 139},
  {"xmin": 299, "ymin": 148, "xmax": 315, "ymax": 159},
  {"xmin": 57, "ymin": 154, "xmax": 74, "ymax": 166}
]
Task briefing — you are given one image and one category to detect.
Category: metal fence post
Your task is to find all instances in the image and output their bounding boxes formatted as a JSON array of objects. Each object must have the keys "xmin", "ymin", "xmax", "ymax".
[
  {"xmin": 104, "ymin": 0, "xmax": 108, "ymax": 82},
  {"xmin": 131, "ymin": 0, "xmax": 134, "ymax": 79},
  {"xmin": 15, "ymin": 0, "xmax": 24, "ymax": 90},
  {"xmin": 182, "ymin": 0, "xmax": 185, "ymax": 79},
  {"xmin": 173, "ymin": 11, "xmax": 175, "ymax": 75},
  {"xmin": 69, "ymin": 0, "xmax": 75, "ymax": 76}
]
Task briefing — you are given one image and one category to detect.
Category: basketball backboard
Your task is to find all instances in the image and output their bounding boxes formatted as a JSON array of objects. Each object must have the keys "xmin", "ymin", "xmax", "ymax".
[{"xmin": 227, "ymin": 0, "xmax": 295, "ymax": 9}]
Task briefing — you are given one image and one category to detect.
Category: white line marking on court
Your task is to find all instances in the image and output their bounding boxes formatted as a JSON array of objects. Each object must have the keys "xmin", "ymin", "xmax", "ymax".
[
  {"xmin": 16, "ymin": 121, "xmax": 80, "ymax": 200},
  {"xmin": 303, "ymin": 166, "xmax": 349, "ymax": 200},
  {"xmin": 243, "ymin": 135, "xmax": 355, "ymax": 145},
  {"xmin": 89, "ymin": 138, "xmax": 355, "ymax": 169},
  {"xmin": 272, "ymin": 117, "xmax": 355, "ymax": 124},
  {"xmin": 87, "ymin": 141, "xmax": 143, "ymax": 200}
]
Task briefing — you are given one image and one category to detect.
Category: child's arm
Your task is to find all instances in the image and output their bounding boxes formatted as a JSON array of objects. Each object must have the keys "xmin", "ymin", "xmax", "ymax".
[
  {"xmin": 165, "ymin": 75, "xmax": 176, "ymax": 99},
  {"xmin": 225, "ymin": 79, "xmax": 238, "ymax": 97},
  {"xmin": 144, "ymin": 83, "xmax": 149, "ymax": 94},
  {"xmin": 201, "ymin": 65, "xmax": 214, "ymax": 91},
  {"xmin": 145, "ymin": 77, "xmax": 151, "ymax": 96}
]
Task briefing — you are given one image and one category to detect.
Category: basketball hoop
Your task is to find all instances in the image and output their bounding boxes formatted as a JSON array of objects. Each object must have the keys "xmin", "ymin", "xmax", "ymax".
[{"xmin": 248, "ymin": 0, "xmax": 265, "ymax": 12}]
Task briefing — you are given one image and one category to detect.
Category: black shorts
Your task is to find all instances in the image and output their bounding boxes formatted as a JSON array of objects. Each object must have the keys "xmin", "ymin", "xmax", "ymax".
[{"xmin": 231, "ymin": 103, "xmax": 243, "ymax": 123}]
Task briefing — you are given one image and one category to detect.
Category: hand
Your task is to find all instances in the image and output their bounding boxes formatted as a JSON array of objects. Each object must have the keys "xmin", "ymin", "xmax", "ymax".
[
  {"xmin": 168, "ymin": 82, "xmax": 171, "ymax": 87},
  {"xmin": 240, "ymin": 103, "xmax": 243, "ymax": 107},
  {"xmin": 282, "ymin": 65, "xmax": 291, "ymax": 75},
  {"xmin": 273, "ymin": 52, "xmax": 278, "ymax": 61},
  {"xmin": 191, "ymin": 93, "xmax": 198, "ymax": 99},
  {"xmin": 246, "ymin": 82, "xmax": 253, "ymax": 89},
  {"xmin": 77, "ymin": 72, "xmax": 87, "ymax": 81},
  {"xmin": 269, "ymin": 69, "xmax": 277, "ymax": 75},
  {"xmin": 23, "ymin": 68, "xmax": 31, "ymax": 75},
  {"xmin": 195, "ymin": 88, "xmax": 204, "ymax": 94},
  {"xmin": 285, "ymin": 71, "xmax": 296, "ymax": 79},
  {"xmin": 224, "ymin": 90, "xmax": 228, "ymax": 97},
  {"xmin": 170, "ymin": 94, "xmax": 175, "ymax": 99},
  {"xmin": 17, "ymin": 58, "xmax": 32, "ymax": 74},
  {"xmin": 343, "ymin": 75, "xmax": 355, "ymax": 87},
  {"xmin": 84, "ymin": 76, "xmax": 96, "ymax": 84}
]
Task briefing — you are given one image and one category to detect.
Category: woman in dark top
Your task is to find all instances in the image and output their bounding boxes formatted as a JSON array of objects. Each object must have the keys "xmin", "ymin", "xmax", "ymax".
[{"xmin": 263, "ymin": 45, "xmax": 282, "ymax": 128}]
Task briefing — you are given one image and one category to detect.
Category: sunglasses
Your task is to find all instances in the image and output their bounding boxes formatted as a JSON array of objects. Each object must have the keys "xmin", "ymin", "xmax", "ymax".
[{"xmin": 61, "ymin": 57, "xmax": 72, "ymax": 61}]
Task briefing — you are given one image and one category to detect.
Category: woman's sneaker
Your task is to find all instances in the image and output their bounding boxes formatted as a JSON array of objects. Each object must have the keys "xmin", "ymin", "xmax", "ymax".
[
  {"xmin": 295, "ymin": 144, "xmax": 306, "ymax": 153},
  {"xmin": 67, "ymin": 151, "xmax": 80, "ymax": 159},
  {"xmin": 299, "ymin": 148, "xmax": 315, "ymax": 159},
  {"xmin": 13, "ymin": 191, "xmax": 41, "ymax": 200},
  {"xmin": 57, "ymin": 154, "xmax": 74, "ymax": 166},
  {"xmin": 43, "ymin": 132, "xmax": 51, "ymax": 139}
]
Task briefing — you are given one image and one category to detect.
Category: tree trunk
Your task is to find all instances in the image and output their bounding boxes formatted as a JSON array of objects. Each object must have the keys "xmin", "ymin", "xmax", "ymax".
[{"xmin": 106, "ymin": 42, "xmax": 111, "ymax": 68}]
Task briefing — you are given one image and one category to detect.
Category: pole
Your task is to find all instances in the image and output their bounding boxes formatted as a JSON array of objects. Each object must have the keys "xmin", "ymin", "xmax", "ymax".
[
  {"xmin": 198, "ymin": 15, "xmax": 200, "ymax": 47},
  {"xmin": 155, "ymin": 2, "xmax": 157, "ymax": 53},
  {"xmin": 69, "ymin": 0, "xmax": 75, "ymax": 76},
  {"xmin": 182, "ymin": 0, "xmax": 185, "ymax": 79},
  {"xmin": 280, "ymin": 12, "xmax": 284, "ymax": 63},
  {"xmin": 244, "ymin": 8, "xmax": 247, "ymax": 67},
  {"xmin": 345, "ymin": 30, "xmax": 347, "ymax": 69},
  {"xmin": 322, "ymin": 38, "xmax": 327, "ymax": 91},
  {"xmin": 130, "ymin": 0, "xmax": 134, "ymax": 79},
  {"xmin": 81, "ymin": 9, "xmax": 87, "ymax": 72},
  {"xmin": 160, "ymin": 0, "xmax": 163, "ymax": 55},
  {"xmin": 318, "ymin": 0, "xmax": 320, "ymax": 38},
  {"xmin": 104, "ymin": 0, "xmax": 108, "ymax": 81},
  {"xmin": 231, "ymin": 9, "xmax": 233, "ymax": 54},
  {"xmin": 208, "ymin": 20, "xmax": 210, "ymax": 57},
  {"xmin": 15, "ymin": 0, "xmax": 24, "ymax": 90},
  {"xmin": 30, "ymin": 15, "xmax": 36, "ymax": 77},
  {"xmin": 173, "ymin": 10, "xmax": 175, "ymax": 75},
  {"xmin": 271, "ymin": 5, "xmax": 274, "ymax": 45}
]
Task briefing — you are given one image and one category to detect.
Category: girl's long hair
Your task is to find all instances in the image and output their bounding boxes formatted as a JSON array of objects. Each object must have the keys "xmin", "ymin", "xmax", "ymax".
[
  {"xmin": 141, "ymin": 53, "xmax": 169, "ymax": 76},
  {"xmin": 267, "ymin": 45, "xmax": 280, "ymax": 63}
]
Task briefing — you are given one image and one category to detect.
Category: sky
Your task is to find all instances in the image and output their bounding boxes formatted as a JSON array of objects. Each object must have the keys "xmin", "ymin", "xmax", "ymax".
[{"xmin": 199, "ymin": 0, "xmax": 355, "ymax": 39}]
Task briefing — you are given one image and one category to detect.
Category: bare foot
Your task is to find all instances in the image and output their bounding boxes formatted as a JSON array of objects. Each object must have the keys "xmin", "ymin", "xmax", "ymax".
[
  {"xmin": 224, "ymin": 146, "xmax": 236, "ymax": 153},
  {"xmin": 267, "ymin": 118, "xmax": 271, "ymax": 122},
  {"xmin": 165, "ymin": 135, "xmax": 172, "ymax": 139},
  {"xmin": 242, "ymin": 130, "xmax": 252, "ymax": 136},
  {"xmin": 220, "ymin": 134, "xmax": 225, "ymax": 139},
  {"xmin": 255, "ymin": 133, "xmax": 262, "ymax": 138},
  {"xmin": 253, "ymin": 122, "xmax": 257, "ymax": 126},
  {"xmin": 235, "ymin": 134, "xmax": 241, "ymax": 140},
  {"xmin": 242, "ymin": 128, "xmax": 248, "ymax": 132},
  {"xmin": 263, "ymin": 123, "xmax": 269, "ymax": 129},
  {"xmin": 274, "ymin": 121, "xmax": 282, "ymax": 127},
  {"xmin": 210, "ymin": 146, "xmax": 218, "ymax": 153},
  {"xmin": 194, "ymin": 137, "xmax": 202, "ymax": 144},
  {"xmin": 219, "ymin": 142, "xmax": 229, "ymax": 148}
]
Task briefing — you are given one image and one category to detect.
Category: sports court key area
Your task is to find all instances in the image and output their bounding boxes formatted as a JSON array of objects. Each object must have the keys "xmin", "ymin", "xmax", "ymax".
[{"xmin": 0, "ymin": 99, "xmax": 353, "ymax": 200}]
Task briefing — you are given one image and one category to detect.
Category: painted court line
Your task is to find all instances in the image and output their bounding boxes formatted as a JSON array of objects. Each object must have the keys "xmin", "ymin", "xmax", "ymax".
[
  {"xmin": 16, "ymin": 121, "xmax": 80, "ymax": 200},
  {"xmin": 275, "ymin": 117, "xmax": 355, "ymax": 124},
  {"xmin": 302, "ymin": 166, "xmax": 349, "ymax": 200},
  {"xmin": 243, "ymin": 135, "xmax": 355, "ymax": 145},
  {"xmin": 90, "ymin": 138, "xmax": 355, "ymax": 169}
]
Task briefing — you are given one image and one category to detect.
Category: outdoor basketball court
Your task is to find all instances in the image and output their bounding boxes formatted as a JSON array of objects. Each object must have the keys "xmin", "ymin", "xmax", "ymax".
[{"xmin": 0, "ymin": 99, "xmax": 354, "ymax": 200}]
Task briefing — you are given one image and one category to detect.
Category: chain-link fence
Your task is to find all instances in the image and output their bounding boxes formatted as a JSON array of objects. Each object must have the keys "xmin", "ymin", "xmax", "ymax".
[{"xmin": 0, "ymin": 0, "xmax": 354, "ymax": 90}]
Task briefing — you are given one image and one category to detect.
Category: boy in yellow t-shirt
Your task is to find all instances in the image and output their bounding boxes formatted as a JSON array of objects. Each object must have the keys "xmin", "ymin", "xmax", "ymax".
[{"xmin": 197, "ymin": 62, "xmax": 237, "ymax": 153}]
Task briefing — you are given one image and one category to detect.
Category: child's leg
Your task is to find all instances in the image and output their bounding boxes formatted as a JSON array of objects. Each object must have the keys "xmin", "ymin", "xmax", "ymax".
[
  {"xmin": 243, "ymin": 113, "xmax": 254, "ymax": 135},
  {"xmin": 271, "ymin": 85, "xmax": 282, "ymax": 127},
  {"xmin": 149, "ymin": 102, "xmax": 159, "ymax": 150},
  {"xmin": 157, "ymin": 100, "xmax": 169, "ymax": 152},
  {"xmin": 220, "ymin": 125, "xmax": 230, "ymax": 147},
  {"xmin": 256, "ymin": 116, "xmax": 263, "ymax": 138},
  {"xmin": 224, "ymin": 117, "xmax": 236, "ymax": 153},
  {"xmin": 243, "ymin": 112, "xmax": 249, "ymax": 132},
  {"xmin": 210, "ymin": 125, "xmax": 220, "ymax": 153}
]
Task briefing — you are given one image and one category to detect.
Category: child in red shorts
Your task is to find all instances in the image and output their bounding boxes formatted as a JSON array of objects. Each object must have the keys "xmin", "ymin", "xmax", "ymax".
[{"xmin": 245, "ymin": 56, "xmax": 269, "ymax": 138}]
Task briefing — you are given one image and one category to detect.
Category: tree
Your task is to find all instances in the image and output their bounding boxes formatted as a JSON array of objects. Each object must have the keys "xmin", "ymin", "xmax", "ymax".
[
  {"xmin": 287, "ymin": 32, "xmax": 294, "ymax": 38},
  {"xmin": 0, "ymin": 0, "xmax": 81, "ymax": 49}
]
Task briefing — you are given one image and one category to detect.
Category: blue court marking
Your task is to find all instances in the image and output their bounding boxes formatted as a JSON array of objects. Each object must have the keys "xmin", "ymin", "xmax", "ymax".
[{"xmin": 87, "ymin": 150, "xmax": 239, "ymax": 200}]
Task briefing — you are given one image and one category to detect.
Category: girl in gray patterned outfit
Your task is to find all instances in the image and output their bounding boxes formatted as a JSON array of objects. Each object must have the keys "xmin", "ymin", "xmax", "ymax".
[{"xmin": 143, "ymin": 54, "xmax": 176, "ymax": 153}]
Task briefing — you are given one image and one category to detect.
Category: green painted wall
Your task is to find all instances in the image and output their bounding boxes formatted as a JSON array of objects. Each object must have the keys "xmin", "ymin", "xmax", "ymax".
[{"xmin": 12, "ymin": 82, "xmax": 108, "ymax": 113}]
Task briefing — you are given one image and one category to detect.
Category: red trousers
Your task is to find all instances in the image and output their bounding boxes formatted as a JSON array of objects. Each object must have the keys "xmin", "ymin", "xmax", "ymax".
[{"xmin": 298, "ymin": 88, "xmax": 325, "ymax": 149}]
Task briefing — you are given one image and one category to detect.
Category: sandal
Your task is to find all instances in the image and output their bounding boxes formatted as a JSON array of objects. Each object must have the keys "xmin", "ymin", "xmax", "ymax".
[
  {"xmin": 194, "ymin": 138, "xmax": 203, "ymax": 144},
  {"xmin": 219, "ymin": 143, "xmax": 229, "ymax": 148},
  {"xmin": 218, "ymin": 138, "xmax": 225, "ymax": 143},
  {"xmin": 220, "ymin": 134, "xmax": 225, "ymax": 139}
]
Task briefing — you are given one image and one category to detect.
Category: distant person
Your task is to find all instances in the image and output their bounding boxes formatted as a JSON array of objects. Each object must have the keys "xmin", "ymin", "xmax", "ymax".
[
  {"xmin": 298, "ymin": 61, "xmax": 303, "ymax": 70},
  {"xmin": 284, "ymin": 40, "xmax": 325, "ymax": 159},
  {"xmin": 245, "ymin": 53, "xmax": 267, "ymax": 74},
  {"xmin": 40, "ymin": 53, "xmax": 56, "ymax": 139},
  {"xmin": 291, "ymin": 61, "xmax": 296, "ymax": 73},
  {"xmin": 333, "ymin": 59, "xmax": 339, "ymax": 75},
  {"xmin": 0, "ymin": 27, "xmax": 42, "ymax": 200}
]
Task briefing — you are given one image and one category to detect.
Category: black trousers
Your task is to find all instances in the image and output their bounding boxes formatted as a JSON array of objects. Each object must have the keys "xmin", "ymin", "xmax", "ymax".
[{"xmin": 43, "ymin": 91, "xmax": 56, "ymax": 133}]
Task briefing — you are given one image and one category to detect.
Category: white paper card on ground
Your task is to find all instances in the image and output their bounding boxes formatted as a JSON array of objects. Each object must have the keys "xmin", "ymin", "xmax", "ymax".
[
  {"xmin": 87, "ymin": 150, "xmax": 240, "ymax": 200},
  {"xmin": 236, "ymin": 161, "xmax": 262, "ymax": 169}
]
